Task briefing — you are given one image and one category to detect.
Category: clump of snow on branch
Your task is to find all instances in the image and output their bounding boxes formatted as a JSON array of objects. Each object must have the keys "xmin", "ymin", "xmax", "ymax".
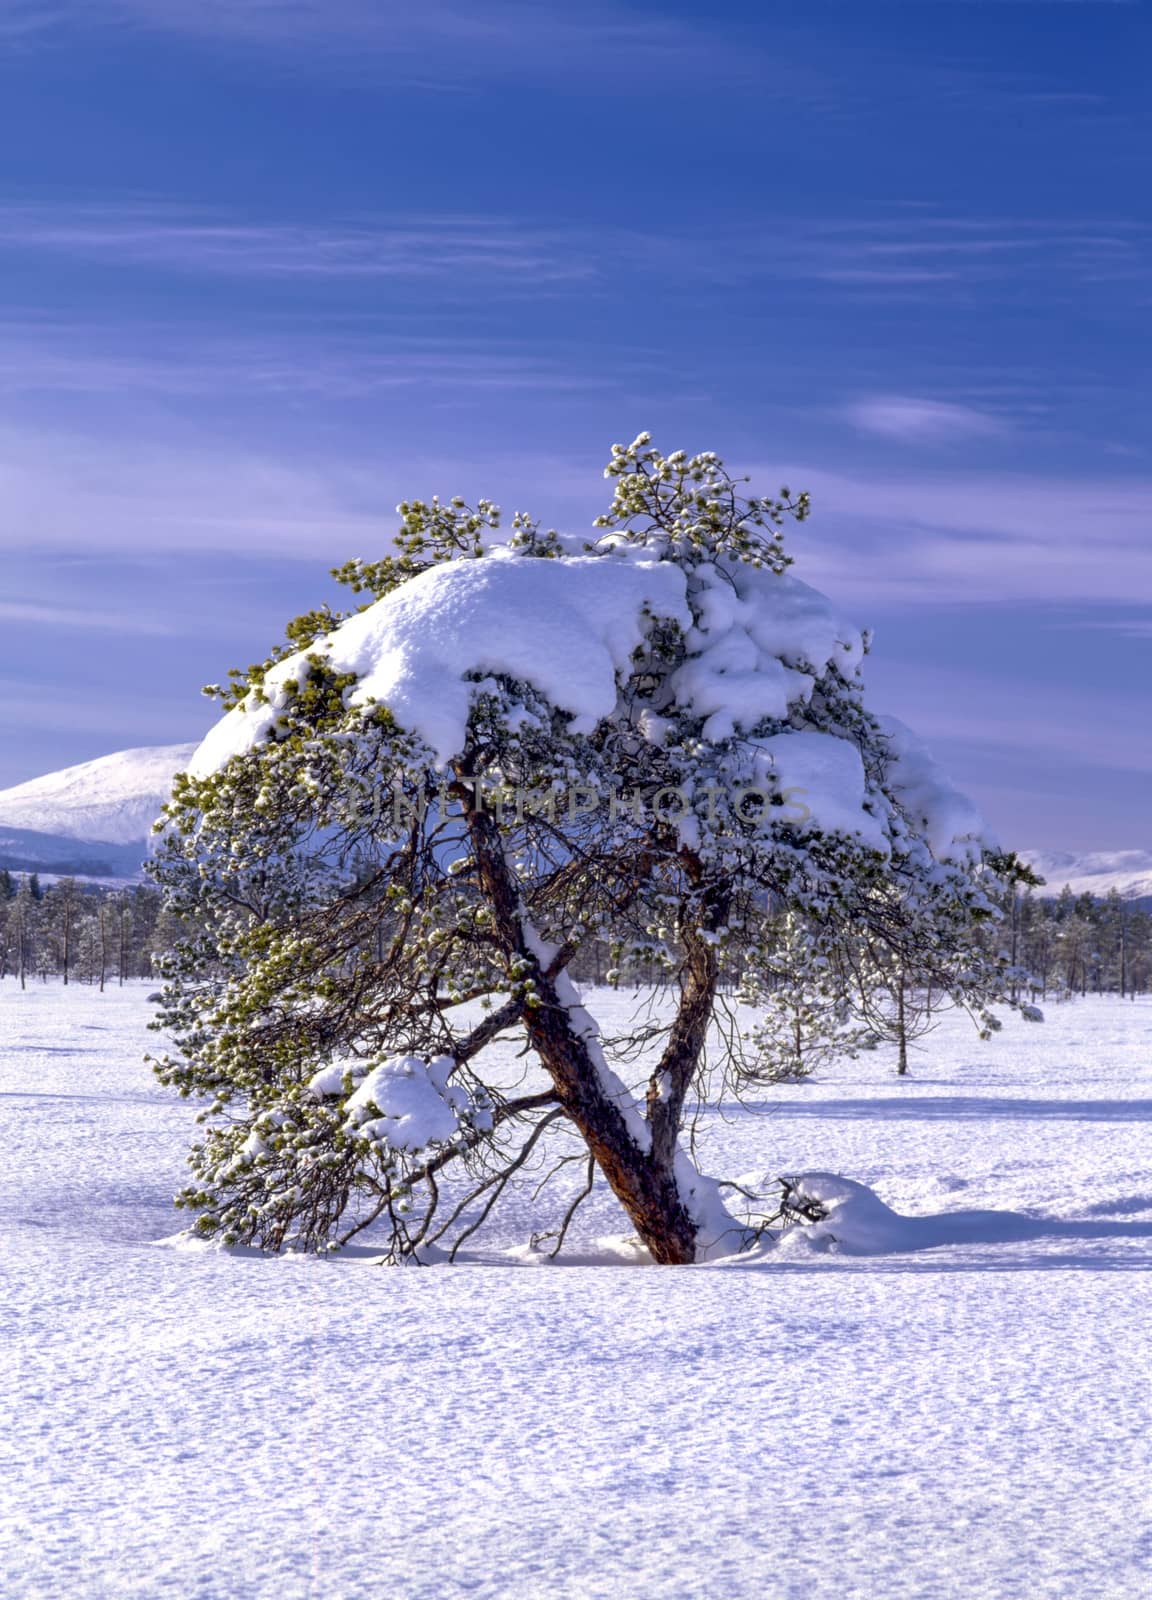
[
  {"xmin": 761, "ymin": 1172, "xmax": 1055, "ymax": 1258},
  {"xmin": 666, "ymin": 563, "xmax": 864, "ymax": 741},
  {"xmin": 188, "ymin": 550, "xmax": 869, "ymax": 777},
  {"xmin": 876, "ymin": 714, "xmax": 991, "ymax": 864},
  {"xmin": 308, "ymin": 1054, "xmax": 489, "ymax": 1154},
  {"xmin": 753, "ymin": 728, "xmax": 886, "ymax": 851}
]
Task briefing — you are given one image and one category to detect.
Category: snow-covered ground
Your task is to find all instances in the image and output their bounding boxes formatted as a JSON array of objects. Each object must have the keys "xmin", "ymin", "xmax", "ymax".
[{"xmin": 3, "ymin": 984, "xmax": 1150, "ymax": 1599}]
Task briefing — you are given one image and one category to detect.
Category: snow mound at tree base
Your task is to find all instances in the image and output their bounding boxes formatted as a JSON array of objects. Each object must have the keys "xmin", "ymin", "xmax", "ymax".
[
  {"xmin": 161, "ymin": 1171, "xmax": 1109, "ymax": 1268},
  {"xmin": 766, "ymin": 1171, "xmax": 1052, "ymax": 1257},
  {"xmin": 496, "ymin": 1178, "xmax": 1058, "ymax": 1264},
  {"xmin": 158, "ymin": 1173, "xmax": 1066, "ymax": 1266}
]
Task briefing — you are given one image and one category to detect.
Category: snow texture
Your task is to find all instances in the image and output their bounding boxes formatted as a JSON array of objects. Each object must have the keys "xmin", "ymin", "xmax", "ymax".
[
  {"xmin": 669, "ymin": 563, "xmax": 864, "ymax": 742},
  {"xmin": 187, "ymin": 550, "xmax": 864, "ymax": 774},
  {"xmin": 190, "ymin": 550, "xmax": 691, "ymax": 771},
  {"xmin": 768, "ymin": 1170, "xmax": 1117, "ymax": 1257},
  {"xmin": 3, "ymin": 983, "xmax": 1151, "ymax": 1599},
  {"xmin": 875, "ymin": 713, "xmax": 991, "ymax": 861},
  {"xmin": 751, "ymin": 728, "xmax": 886, "ymax": 851}
]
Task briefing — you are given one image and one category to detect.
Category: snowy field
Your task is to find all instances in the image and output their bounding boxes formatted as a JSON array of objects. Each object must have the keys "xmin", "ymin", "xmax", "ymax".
[{"xmin": 3, "ymin": 984, "xmax": 1151, "ymax": 1600}]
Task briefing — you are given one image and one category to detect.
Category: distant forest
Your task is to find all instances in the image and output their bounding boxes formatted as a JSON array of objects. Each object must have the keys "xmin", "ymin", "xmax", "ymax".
[
  {"xmin": 0, "ymin": 873, "xmax": 173, "ymax": 989},
  {"xmin": 0, "ymin": 868, "xmax": 1149, "ymax": 999}
]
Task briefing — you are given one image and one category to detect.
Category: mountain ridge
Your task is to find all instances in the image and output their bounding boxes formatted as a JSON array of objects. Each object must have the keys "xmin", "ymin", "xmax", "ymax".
[
  {"xmin": 0, "ymin": 744, "xmax": 196, "ymax": 880},
  {"xmin": 0, "ymin": 744, "xmax": 197, "ymax": 848},
  {"xmin": 1019, "ymin": 849, "xmax": 1152, "ymax": 905},
  {"xmin": 0, "ymin": 745, "xmax": 1149, "ymax": 899}
]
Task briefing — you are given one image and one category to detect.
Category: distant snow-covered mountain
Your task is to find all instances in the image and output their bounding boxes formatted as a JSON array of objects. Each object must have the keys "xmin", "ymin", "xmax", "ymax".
[
  {"xmin": 1021, "ymin": 849, "xmax": 1152, "ymax": 904},
  {"xmin": 0, "ymin": 744, "xmax": 196, "ymax": 880}
]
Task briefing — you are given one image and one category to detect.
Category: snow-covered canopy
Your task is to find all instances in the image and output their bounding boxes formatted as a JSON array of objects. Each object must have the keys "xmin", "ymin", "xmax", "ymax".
[
  {"xmin": 194, "ymin": 549, "xmax": 687, "ymax": 771},
  {"xmin": 189, "ymin": 543, "xmax": 989, "ymax": 864},
  {"xmin": 671, "ymin": 557, "xmax": 864, "ymax": 741}
]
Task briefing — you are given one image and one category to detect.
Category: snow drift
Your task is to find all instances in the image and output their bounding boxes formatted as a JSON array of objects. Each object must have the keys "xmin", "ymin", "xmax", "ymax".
[{"xmin": 768, "ymin": 1173, "xmax": 1071, "ymax": 1258}]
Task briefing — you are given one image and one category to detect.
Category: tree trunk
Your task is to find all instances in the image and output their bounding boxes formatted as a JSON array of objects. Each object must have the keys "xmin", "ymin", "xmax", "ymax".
[
  {"xmin": 645, "ymin": 879, "xmax": 727, "ymax": 1171},
  {"xmin": 464, "ymin": 793, "xmax": 700, "ymax": 1264},
  {"xmin": 896, "ymin": 977, "xmax": 909, "ymax": 1076}
]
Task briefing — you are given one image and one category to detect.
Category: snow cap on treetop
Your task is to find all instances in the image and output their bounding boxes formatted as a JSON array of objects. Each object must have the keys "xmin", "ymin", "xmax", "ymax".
[
  {"xmin": 190, "ymin": 547, "xmax": 865, "ymax": 769},
  {"xmin": 188, "ymin": 450, "xmax": 990, "ymax": 866}
]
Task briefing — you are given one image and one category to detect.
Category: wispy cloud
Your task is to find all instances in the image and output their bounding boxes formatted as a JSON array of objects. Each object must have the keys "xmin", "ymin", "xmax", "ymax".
[
  {"xmin": 900, "ymin": 2, "xmax": 1136, "ymax": 6},
  {"xmin": 845, "ymin": 395, "xmax": 1010, "ymax": 445},
  {"xmin": 0, "ymin": 420, "xmax": 641, "ymax": 564},
  {"xmin": 0, "ymin": 424, "xmax": 601, "ymax": 563},
  {"xmin": 0, "ymin": 423, "xmax": 395, "ymax": 559},
  {"xmin": 113, "ymin": 0, "xmax": 705, "ymax": 55},
  {"xmin": 4, "ymin": 420, "xmax": 1152, "ymax": 615},
  {"xmin": 0, "ymin": 676, "xmax": 196, "ymax": 742},
  {"xmin": 0, "ymin": 321, "xmax": 613, "ymax": 399},
  {"xmin": 604, "ymin": 213, "xmax": 1150, "ymax": 299},
  {"xmin": 2, "ymin": 0, "xmax": 1131, "ymax": 59},
  {"xmin": 0, "ymin": 1, "xmax": 96, "ymax": 40},
  {"xmin": 756, "ymin": 462, "xmax": 1152, "ymax": 608},
  {"xmin": 777, "ymin": 216, "xmax": 1149, "ymax": 294},
  {"xmin": 844, "ymin": 2, "xmax": 1137, "ymax": 8},
  {"xmin": 1058, "ymin": 615, "xmax": 1152, "ymax": 639},
  {"xmin": 0, "ymin": 598, "xmax": 173, "ymax": 633},
  {"xmin": 865, "ymin": 663, "xmax": 1152, "ymax": 782},
  {"xmin": 2, "ymin": 202, "xmax": 1147, "ymax": 309},
  {"xmin": 0, "ymin": 205, "xmax": 592, "ymax": 284},
  {"xmin": 0, "ymin": 0, "xmax": 750, "ymax": 81}
]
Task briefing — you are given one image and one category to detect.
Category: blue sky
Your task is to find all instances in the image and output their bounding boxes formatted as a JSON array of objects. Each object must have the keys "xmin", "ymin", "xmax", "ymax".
[{"xmin": 0, "ymin": 0, "xmax": 1148, "ymax": 850}]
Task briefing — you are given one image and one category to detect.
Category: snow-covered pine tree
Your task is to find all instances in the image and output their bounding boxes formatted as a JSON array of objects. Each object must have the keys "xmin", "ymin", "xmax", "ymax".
[
  {"xmin": 9, "ymin": 875, "xmax": 38, "ymax": 991},
  {"xmin": 833, "ymin": 862, "xmax": 1033, "ymax": 1076},
  {"xmin": 737, "ymin": 910, "xmax": 873, "ymax": 1082},
  {"xmin": 149, "ymin": 435, "xmax": 1016, "ymax": 1264},
  {"xmin": 42, "ymin": 877, "xmax": 80, "ymax": 986}
]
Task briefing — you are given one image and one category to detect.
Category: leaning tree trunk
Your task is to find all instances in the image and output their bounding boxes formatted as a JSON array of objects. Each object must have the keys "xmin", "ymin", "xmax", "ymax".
[
  {"xmin": 645, "ymin": 923, "xmax": 717, "ymax": 1170},
  {"xmin": 463, "ymin": 793, "xmax": 705, "ymax": 1264}
]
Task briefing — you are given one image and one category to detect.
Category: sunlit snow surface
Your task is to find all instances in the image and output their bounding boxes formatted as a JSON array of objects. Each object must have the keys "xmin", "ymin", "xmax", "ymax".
[{"xmin": 3, "ymin": 985, "xmax": 1151, "ymax": 1599}]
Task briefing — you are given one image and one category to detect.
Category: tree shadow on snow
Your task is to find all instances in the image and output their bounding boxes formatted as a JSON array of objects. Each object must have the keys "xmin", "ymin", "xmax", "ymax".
[
  {"xmin": 722, "ymin": 1096, "xmax": 1152, "ymax": 1124},
  {"xmin": 758, "ymin": 1250, "xmax": 1152, "ymax": 1274}
]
